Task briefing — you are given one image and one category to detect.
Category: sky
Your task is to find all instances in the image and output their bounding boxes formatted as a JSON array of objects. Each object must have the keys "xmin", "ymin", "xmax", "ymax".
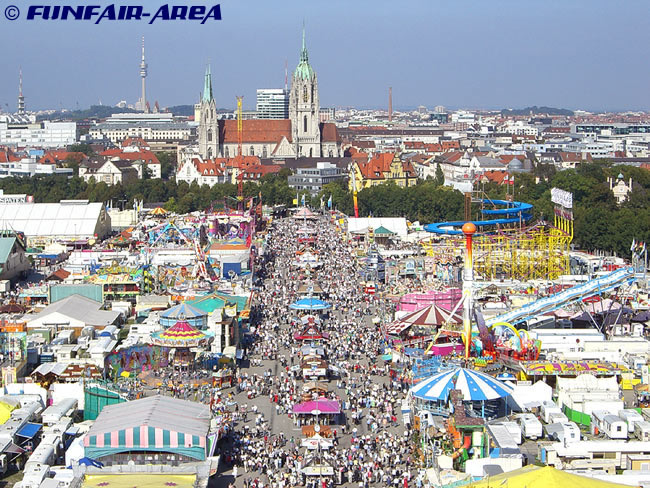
[{"xmin": 1, "ymin": 0, "xmax": 650, "ymax": 112}]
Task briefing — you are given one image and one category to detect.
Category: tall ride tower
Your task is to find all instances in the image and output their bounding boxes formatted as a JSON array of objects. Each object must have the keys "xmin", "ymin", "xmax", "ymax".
[
  {"xmin": 17, "ymin": 69, "xmax": 25, "ymax": 115},
  {"xmin": 138, "ymin": 37, "xmax": 148, "ymax": 113}
]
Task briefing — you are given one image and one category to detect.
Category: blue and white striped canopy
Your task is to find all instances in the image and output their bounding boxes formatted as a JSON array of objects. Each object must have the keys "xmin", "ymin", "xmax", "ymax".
[
  {"xmin": 161, "ymin": 302, "xmax": 206, "ymax": 319},
  {"xmin": 409, "ymin": 367, "xmax": 513, "ymax": 402},
  {"xmin": 289, "ymin": 298, "xmax": 332, "ymax": 311}
]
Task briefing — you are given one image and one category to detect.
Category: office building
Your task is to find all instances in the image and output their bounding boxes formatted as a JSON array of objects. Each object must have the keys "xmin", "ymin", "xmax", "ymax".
[
  {"xmin": 256, "ymin": 89, "xmax": 289, "ymax": 119},
  {"xmin": 288, "ymin": 161, "xmax": 346, "ymax": 195},
  {"xmin": 0, "ymin": 119, "xmax": 77, "ymax": 148},
  {"xmin": 88, "ymin": 113, "xmax": 193, "ymax": 145}
]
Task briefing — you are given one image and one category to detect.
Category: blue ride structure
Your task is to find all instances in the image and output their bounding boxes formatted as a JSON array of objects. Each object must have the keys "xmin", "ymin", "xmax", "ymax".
[{"xmin": 423, "ymin": 199, "xmax": 533, "ymax": 235}]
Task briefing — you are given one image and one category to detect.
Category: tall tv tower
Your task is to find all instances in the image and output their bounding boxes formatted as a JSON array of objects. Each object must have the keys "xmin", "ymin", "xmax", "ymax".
[
  {"xmin": 17, "ymin": 69, "xmax": 25, "ymax": 115},
  {"xmin": 139, "ymin": 36, "xmax": 148, "ymax": 113}
]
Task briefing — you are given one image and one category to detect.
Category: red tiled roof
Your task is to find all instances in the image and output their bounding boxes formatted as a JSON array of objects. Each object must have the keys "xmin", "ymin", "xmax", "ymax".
[
  {"xmin": 320, "ymin": 123, "xmax": 339, "ymax": 143},
  {"xmin": 192, "ymin": 158, "xmax": 225, "ymax": 176},
  {"xmin": 121, "ymin": 137, "xmax": 149, "ymax": 148},
  {"xmin": 39, "ymin": 151, "xmax": 86, "ymax": 164},
  {"xmin": 46, "ymin": 269, "xmax": 70, "ymax": 281},
  {"xmin": 0, "ymin": 147, "xmax": 20, "ymax": 163},
  {"xmin": 498, "ymin": 155, "xmax": 526, "ymax": 165},
  {"xmin": 442, "ymin": 151, "xmax": 463, "ymax": 163},
  {"xmin": 404, "ymin": 141, "xmax": 425, "ymax": 149},
  {"xmin": 424, "ymin": 143, "xmax": 443, "ymax": 153},
  {"xmin": 406, "ymin": 154, "xmax": 431, "ymax": 164},
  {"xmin": 441, "ymin": 140, "xmax": 460, "ymax": 150},
  {"xmin": 220, "ymin": 119, "xmax": 292, "ymax": 144},
  {"xmin": 218, "ymin": 120, "xmax": 338, "ymax": 145},
  {"xmin": 242, "ymin": 164, "xmax": 282, "ymax": 180},
  {"xmin": 358, "ymin": 152, "xmax": 396, "ymax": 179},
  {"xmin": 401, "ymin": 160, "xmax": 417, "ymax": 178},
  {"xmin": 481, "ymin": 170, "xmax": 511, "ymax": 185},
  {"xmin": 100, "ymin": 149, "xmax": 160, "ymax": 165},
  {"xmin": 351, "ymin": 141, "xmax": 376, "ymax": 149},
  {"xmin": 223, "ymin": 156, "xmax": 262, "ymax": 169}
]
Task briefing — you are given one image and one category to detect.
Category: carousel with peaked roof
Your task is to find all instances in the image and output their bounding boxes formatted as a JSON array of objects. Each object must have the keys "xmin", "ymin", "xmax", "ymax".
[
  {"xmin": 151, "ymin": 320, "xmax": 210, "ymax": 369},
  {"xmin": 385, "ymin": 303, "xmax": 463, "ymax": 353}
]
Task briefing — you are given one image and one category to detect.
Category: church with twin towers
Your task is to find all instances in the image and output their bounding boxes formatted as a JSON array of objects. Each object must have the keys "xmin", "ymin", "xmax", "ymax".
[{"xmin": 195, "ymin": 29, "xmax": 340, "ymax": 161}]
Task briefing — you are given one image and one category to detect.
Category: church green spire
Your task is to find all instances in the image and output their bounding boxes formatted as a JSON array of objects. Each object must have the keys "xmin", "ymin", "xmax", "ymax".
[
  {"xmin": 295, "ymin": 26, "xmax": 314, "ymax": 80},
  {"xmin": 202, "ymin": 65, "xmax": 213, "ymax": 103}
]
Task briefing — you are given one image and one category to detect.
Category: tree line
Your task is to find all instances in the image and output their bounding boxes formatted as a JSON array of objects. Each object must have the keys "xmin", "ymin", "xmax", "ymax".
[{"xmin": 0, "ymin": 161, "xmax": 647, "ymax": 258}]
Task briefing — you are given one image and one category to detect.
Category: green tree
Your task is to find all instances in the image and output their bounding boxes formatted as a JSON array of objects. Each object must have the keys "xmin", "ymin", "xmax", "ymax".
[
  {"xmin": 67, "ymin": 143, "xmax": 95, "ymax": 157},
  {"xmin": 156, "ymin": 151, "xmax": 176, "ymax": 180},
  {"xmin": 434, "ymin": 164, "xmax": 445, "ymax": 187}
]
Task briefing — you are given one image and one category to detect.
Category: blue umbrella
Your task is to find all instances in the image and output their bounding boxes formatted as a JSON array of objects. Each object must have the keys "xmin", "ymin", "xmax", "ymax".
[{"xmin": 289, "ymin": 298, "xmax": 332, "ymax": 311}]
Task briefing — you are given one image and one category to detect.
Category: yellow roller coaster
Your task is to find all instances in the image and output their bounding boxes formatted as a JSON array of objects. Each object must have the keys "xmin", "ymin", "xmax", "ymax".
[{"xmin": 422, "ymin": 214, "xmax": 573, "ymax": 281}]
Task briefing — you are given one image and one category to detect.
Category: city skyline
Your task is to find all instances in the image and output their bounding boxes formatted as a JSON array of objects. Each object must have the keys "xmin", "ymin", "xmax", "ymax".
[{"xmin": 1, "ymin": 0, "xmax": 650, "ymax": 113}]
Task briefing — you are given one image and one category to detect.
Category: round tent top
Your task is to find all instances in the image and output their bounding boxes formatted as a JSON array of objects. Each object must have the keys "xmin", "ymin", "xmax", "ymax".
[
  {"xmin": 462, "ymin": 222, "xmax": 477, "ymax": 235},
  {"xmin": 409, "ymin": 367, "xmax": 513, "ymax": 402},
  {"xmin": 289, "ymin": 297, "xmax": 332, "ymax": 311},
  {"xmin": 150, "ymin": 207, "xmax": 168, "ymax": 216},
  {"xmin": 161, "ymin": 302, "xmax": 207, "ymax": 319},
  {"xmin": 152, "ymin": 320, "xmax": 206, "ymax": 347}
]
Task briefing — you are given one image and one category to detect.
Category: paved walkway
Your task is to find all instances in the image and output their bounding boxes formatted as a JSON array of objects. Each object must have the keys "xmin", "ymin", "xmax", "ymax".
[{"xmin": 210, "ymin": 216, "xmax": 416, "ymax": 487}]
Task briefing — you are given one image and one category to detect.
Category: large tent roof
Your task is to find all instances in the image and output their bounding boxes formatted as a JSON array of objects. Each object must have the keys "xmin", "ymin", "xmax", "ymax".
[
  {"xmin": 0, "ymin": 201, "xmax": 105, "ymax": 237},
  {"xmin": 84, "ymin": 395, "xmax": 209, "ymax": 461},
  {"xmin": 467, "ymin": 465, "xmax": 630, "ymax": 488},
  {"xmin": 410, "ymin": 367, "xmax": 513, "ymax": 402},
  {"xmin": 386, "ymin": 304, "xmax": 461, "ymax": 336},
  {"xmin": 26, "ymin": 294, "xmax": 121, "ymax": 327}
]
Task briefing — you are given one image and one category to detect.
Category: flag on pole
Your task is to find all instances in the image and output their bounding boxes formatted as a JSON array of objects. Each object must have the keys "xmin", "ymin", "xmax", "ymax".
[
  {"xmin": 327, "ymin": 195, "xmax": 332, "ymax": 209},
  {"xmin": 301, "ymin": 193, "xmax": 306, "ymax": 207},
  {"xmin": 320, "ymin": 196, "xmax": 324, "ymax": 208}
]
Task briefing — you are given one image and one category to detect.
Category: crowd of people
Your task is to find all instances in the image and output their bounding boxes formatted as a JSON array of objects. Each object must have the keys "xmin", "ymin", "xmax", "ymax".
[{"xmin": 218, "ymin": 213, "xmax": 426, "ymax": 488}]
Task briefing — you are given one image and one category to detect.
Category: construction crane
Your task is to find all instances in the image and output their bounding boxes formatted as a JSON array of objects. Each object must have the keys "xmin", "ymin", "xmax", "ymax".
[{"xmin": 236, "ymin": 95, "xmax": 244, "ymax": 213}]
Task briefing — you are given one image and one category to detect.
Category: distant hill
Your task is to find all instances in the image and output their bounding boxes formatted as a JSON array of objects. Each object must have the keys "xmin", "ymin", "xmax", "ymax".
[
  {"xmin": 167, "ymin": 105, "xmax": 195, "ymax": 117},
  {"xmin": 500, "ymin": 106, "xmax": 574, "ymax": 116},
  {"xmin": 37, "ymin": 105, "xmax": 138, "ymax": 121},
  {"xmin": 167, "ymin": 105, "xmax": 234, "ymax": 116}
]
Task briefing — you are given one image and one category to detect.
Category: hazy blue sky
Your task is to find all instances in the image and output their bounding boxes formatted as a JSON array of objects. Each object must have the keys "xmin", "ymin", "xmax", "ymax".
[{"xmin": 1, "ymin": 0, "xmax": 649, "ymax": 112}]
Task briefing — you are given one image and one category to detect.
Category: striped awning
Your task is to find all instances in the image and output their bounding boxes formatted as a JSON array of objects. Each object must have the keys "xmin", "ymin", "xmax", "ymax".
[{"xmin": 84, "ymin": 425, "xmax": 206, "ymax": 460}]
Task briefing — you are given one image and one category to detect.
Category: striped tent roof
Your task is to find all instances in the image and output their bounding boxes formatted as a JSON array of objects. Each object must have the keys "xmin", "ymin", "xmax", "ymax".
[
  {"xmin": 160, "ymin": 302, "xmax": 207, "ymax": 319},
  {"xmin": 152, "ymin": 320, "xmax": 206, "ymax": 347},
  {"xmin": 385, "ymin": 304, "xmax": 462, "ymax": 336},
  {"xmin": 83, "ymin": 396, "xmax": 209, "ymax": 461},
  {"xmin": 409, "ymin": 367, "xmax": 513, "ymax": 402}
]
